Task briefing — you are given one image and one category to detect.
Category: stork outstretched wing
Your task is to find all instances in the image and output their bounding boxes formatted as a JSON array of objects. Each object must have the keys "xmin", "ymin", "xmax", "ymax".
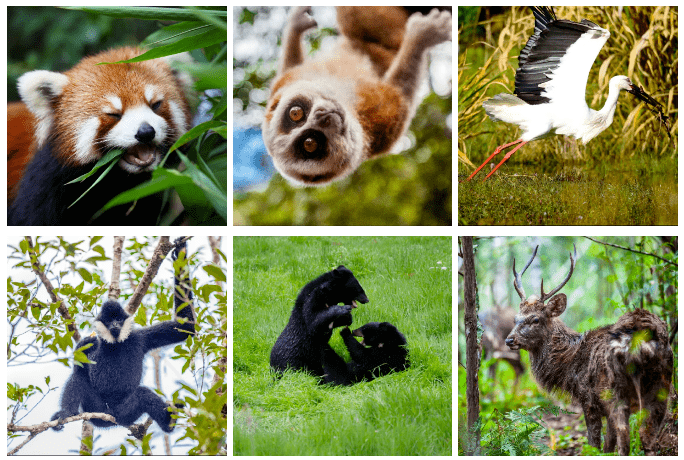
[{"xmin": 515, "ymin": 6, "xmax": 609, "ymax": 112}]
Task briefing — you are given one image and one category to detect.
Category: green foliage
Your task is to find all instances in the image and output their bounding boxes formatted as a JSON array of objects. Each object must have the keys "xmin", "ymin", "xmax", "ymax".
[
  {"xmin": 458, "ymin": 157, "xmax": 677, "ymax": 225},
  {"xmin": 460, "ymin": 406, "xmax": 565, "ymax": 455},
  {"xmin": 467, "ymin": 236, "xmax": 678, "ymax": 319},
  {"xmin": 234, "ymin": 236, "xmax": 452, "ymax": 455},
  {"xmin": 235, "ymin": 380, "xmax": 451, "ymax": 455}
]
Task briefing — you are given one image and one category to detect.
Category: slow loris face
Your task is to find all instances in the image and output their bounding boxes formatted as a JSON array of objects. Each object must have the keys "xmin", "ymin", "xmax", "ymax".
[
  {"xmin": 262, "ymin": 6, "xmax": 452, "ymax": 187},
  {"xmin": 263, "ymin": 80, "xmax": 366, "ymax": 186}
]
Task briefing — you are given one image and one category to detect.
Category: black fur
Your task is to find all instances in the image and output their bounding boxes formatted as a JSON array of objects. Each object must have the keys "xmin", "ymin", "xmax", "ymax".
[
  {"xmin": 8, "ymin": 143, "xmax": 164, "ymax": 226},
  {"xmin": 323, "ymin": 322, "xmax": 408, "ymax": 385},
  {"xmin": 50, "ymin": 238, "xmax": 194, "ymax": 432},
  {"xmin": 270, "ymin": 265, "xmax": 369, "ymax": 377}
]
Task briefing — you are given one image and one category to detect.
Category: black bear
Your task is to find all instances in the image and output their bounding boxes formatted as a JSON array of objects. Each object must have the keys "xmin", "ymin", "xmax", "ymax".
[
  {"xmin": 270, "ymin": 265, "xmax": 369, "ymax": 377},
  {"xmin": 323, "ymin": 321, "xmax": 409, "ymax": 385}
]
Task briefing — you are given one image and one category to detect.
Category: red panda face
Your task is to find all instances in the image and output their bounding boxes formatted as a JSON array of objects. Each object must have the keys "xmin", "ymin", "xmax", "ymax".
[
  {"xmin": 16, "ymin": 47, "xmax": 191, "ymax": 173},
  {"xmin": 99, "ymin": 84, "xmax": 180, "ymax": 173}
]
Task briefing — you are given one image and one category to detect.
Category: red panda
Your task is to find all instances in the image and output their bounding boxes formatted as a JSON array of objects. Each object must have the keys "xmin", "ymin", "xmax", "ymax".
[{"xmin": 7, "ymin": 47, "xmax": 191, "ymax": 225}]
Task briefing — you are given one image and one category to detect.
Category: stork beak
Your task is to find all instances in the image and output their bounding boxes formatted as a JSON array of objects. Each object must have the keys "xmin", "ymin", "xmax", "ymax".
[
  {"xmin": 627, "ymin": 84, "xmax": 661, "ymax": 108},
  {"xmin": 627, "ymin": 83, "xmax": 672, "ymax": 139}
]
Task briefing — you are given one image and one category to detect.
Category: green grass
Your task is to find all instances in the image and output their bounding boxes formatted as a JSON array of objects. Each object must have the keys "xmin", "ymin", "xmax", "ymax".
[{"xmin": 234, "ymin": 236, "xmax": 452, "ymax": 455}]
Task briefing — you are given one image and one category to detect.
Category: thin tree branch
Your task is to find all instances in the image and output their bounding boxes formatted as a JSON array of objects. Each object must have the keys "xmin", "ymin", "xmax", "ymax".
[
  {"xmin": 125, "ymin": 237, "xmax": 173, "ymax": 314},
  {"xmin": 584, "ymin": 236, "xmax": 677, "ymax": 267},
  {"xmin": 24, "ymin": 237, "xmax": 81, "ymax": 342},
  {"xmin": 108, "ymin": 237, "xmax": 125, "ymax": 300}
]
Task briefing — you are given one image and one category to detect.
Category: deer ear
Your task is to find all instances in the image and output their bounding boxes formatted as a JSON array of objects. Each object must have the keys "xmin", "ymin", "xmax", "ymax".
[{"xmin": 546, "ymin": 294, "xmax": 567, "ymax": 317}]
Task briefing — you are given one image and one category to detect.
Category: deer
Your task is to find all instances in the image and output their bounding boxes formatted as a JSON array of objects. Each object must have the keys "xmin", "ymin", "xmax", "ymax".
[{"xmin": 505, "ymin": 245, "xmax": 673, "ymax": 455}]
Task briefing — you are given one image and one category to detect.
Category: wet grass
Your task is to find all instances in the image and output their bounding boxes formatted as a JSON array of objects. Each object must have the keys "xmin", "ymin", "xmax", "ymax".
[{"xmin": 458, "ymin": 158, "xmax": 677, "ymax": 225}]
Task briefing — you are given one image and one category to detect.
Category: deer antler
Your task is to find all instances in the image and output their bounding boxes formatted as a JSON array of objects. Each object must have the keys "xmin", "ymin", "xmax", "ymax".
[
  {"xmin": 513, "ymin": 245, "xmax": 539, "ymax": 300},
  {"xmin": 540, "ymin": 244, "xmax": 577, "ymax": 302}
]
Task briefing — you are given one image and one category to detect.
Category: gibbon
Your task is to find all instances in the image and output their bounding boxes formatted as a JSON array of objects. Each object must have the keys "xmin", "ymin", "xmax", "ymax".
[{"xmin": 50, "ymin": 238, "xmax": 195, "ymax": 432}]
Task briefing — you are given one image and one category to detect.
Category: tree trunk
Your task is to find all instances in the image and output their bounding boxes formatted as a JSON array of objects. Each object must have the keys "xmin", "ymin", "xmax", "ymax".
[{"xmin": 461, "ymin": 236, "xmax": 480, "ymax": 454}]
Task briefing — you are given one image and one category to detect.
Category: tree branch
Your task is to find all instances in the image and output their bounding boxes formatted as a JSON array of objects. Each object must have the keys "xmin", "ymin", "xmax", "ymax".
[
  {"xmin": 125, "ymin": 237, "xmax": 173, "ymax": 314},
  {"xmin": 583, "ymin": 236, "xmax": 677, "ymax": 267},
  {"xmin": 24, "ymin": 237, "xmax": 81, "ymax": 342}
]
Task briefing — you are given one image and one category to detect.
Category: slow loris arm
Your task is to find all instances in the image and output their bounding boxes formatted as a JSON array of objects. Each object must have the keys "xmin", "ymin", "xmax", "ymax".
[
  {"xmin": 383, "ymin": 9, "xmax": 452, "ymax": 101},
  {"xmin": 279, "ymin": 6, "xmax": 318, "ymax": 75}
]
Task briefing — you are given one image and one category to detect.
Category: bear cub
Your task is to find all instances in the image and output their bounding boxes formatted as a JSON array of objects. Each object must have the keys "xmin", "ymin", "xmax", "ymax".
[
  {"xmin": 324, "ymin": 321, "xmax": 409, "ymax": 385},
  {"xmin": 270, "ymin": 265, "xmax": 369, "ymax": 377}
]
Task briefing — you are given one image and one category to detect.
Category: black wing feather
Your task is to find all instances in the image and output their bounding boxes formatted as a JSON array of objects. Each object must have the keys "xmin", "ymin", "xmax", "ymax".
[{"xmin": 515, "ymin": 7, "xmax": 598, "ymax": 105}]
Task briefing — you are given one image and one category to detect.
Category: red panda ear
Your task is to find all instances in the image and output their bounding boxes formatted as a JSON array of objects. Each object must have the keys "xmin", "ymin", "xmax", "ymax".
[
  {"xmin": 17, "ymin": 70, "xmax": 70, "ymax": 147},
  {"xmin": 17, "ymin": 70, "xmax": 69, "ymax": 113}
]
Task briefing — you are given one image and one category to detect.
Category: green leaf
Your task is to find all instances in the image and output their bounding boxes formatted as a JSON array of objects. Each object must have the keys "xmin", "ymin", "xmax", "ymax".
[
  {"xmin": 65, "ymin": 149, "xmax": 123, "ymax": 184},
  {"xmin": 77, "ymin": 268, "xmax": 93, "ymax": 283},
  {"xmin": 60, "ymin": 6, "xmax": 226, "ymax": 22},
  {"xmin": 203, "ymin": 264, "xmax": 226, "ymax": 282},
  {"xmin": 100, "ymin": 27, "xmax": 227, "ymax": 64}
]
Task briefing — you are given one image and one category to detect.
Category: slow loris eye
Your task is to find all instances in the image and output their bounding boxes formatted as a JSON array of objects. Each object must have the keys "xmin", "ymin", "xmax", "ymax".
[
  {"xmin": 303, "ymin": 137, "xmax": 318, "ymax": 153},
  {"xmin": 289, "ymin": 106, "xmax": 304, "ymax": 122}
]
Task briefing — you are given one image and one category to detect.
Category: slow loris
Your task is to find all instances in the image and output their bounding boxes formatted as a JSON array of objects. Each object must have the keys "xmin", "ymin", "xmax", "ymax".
[{"xmin": 262, "ymin": 6, "xmax": 452, "ymax": 186}]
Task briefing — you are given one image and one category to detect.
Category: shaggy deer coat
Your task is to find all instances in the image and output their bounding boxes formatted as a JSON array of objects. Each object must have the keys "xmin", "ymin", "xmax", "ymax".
[{"xmin": 505, "ymin": 245, "xmax": 672, "ymax": 455}]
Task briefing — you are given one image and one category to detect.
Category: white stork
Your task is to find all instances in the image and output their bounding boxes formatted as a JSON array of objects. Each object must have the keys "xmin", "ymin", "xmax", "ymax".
[{"xmin": 466, "ymin": 6, "xmax": 664, "ymax": 181}]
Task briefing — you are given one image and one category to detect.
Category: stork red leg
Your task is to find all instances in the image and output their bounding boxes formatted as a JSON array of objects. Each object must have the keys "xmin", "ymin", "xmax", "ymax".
[
  {"xmin": 463, "ymin": 139, "xmax": 524, "ymax": 181},
  {"xmin": 483, "ymin": 140, "xmax": 528, "ymax": 180}
]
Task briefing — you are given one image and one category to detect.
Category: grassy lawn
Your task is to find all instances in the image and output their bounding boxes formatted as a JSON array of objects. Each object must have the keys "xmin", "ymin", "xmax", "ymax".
[{"xmin": 234, "ymin": 236, "xmax": 452, "ymax": 455}]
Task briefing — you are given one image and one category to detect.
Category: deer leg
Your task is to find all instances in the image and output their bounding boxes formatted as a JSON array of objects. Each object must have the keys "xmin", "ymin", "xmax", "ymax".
[
  {"xmin": 640, "ymin": 394, "xmax": 667, "ymax": 454},
  {"xmin": 608, "ymin": 401, "xmax": 630, "ymax": 455},
  {"xmin": 582, "ymin": 405, "xmax": 603, "ymax": 451},
  {"xmin": 604, "ymin": 411, "xmax": 617, "ymax": 453}
]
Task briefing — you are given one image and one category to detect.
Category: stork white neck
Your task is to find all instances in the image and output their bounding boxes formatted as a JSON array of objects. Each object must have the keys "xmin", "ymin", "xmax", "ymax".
[{"xmin": 583, "ymin": 76, "xmax": 632, "ymax": 143}]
